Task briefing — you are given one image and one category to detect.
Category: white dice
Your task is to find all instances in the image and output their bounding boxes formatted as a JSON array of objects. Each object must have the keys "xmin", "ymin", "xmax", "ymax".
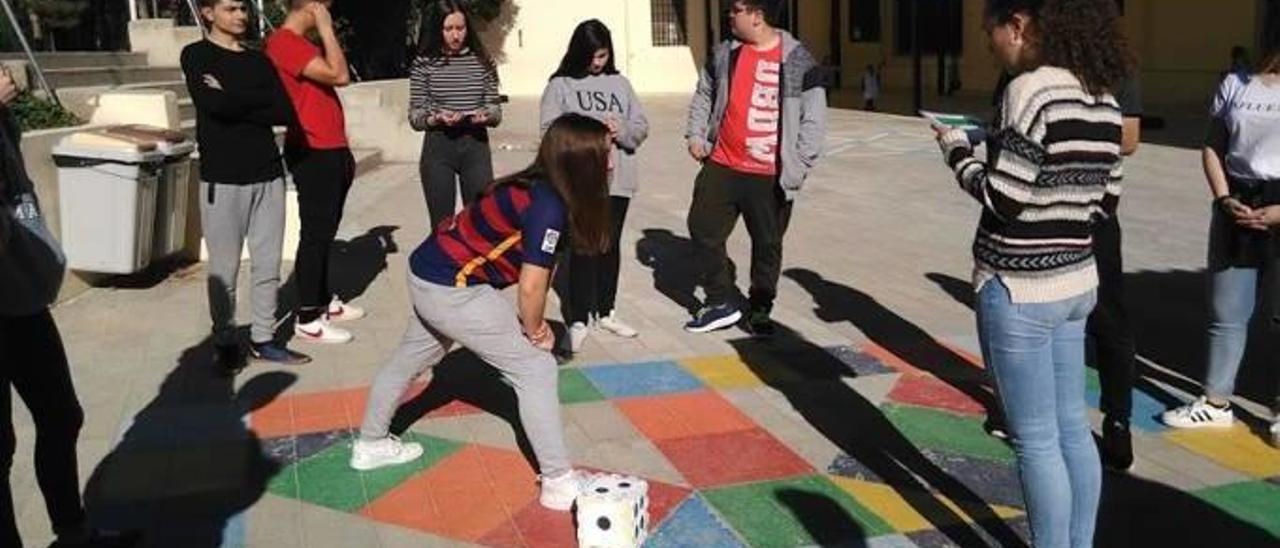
[{"xmin": 575, "ymin": 474, "xmax": 650, "ymax": 548}]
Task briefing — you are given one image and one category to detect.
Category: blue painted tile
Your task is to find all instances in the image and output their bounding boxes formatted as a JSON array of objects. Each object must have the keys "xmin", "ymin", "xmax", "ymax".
[
  {"xmin": 826, "ymin": 346, "xmax": 896, "ymax": 377},
  {"xmin": 828, "ymin": 449, "xmax": 1024, "ymax": 510},
  {"xmin": 262, "ymin": 430, "xmax": 352, "ymax": 467},
  {"xmin": 827, "ymin": 454, "xmax": 884, "ymax": 483},
  {"xmin": 645, "ymin": 494, "xmax": 745, "ymax": 548},
  {"xmin": 1084, "ymin": 371, "xmax": 1169, "ymax": 433},
  {"xmin": 583, "ymin": 361, "xmax": 706, "ymax": 398}
]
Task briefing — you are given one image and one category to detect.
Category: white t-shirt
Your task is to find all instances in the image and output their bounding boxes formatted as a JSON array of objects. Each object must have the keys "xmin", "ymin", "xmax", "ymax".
[{"xmin": 1212, "ymin": 72, "xmax": 1280, "ymax": 180}]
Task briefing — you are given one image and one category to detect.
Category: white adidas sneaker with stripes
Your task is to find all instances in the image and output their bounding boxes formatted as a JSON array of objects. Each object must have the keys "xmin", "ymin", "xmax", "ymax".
[{"xmin": 1161, "ymin": 396, "xmax": 1235, "ymax": 429}]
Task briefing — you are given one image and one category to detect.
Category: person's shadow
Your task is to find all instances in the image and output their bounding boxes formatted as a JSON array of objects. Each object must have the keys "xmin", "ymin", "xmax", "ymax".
[
  {"xmin": 728, "ymin": 323, "xmax": 1029, "ymax": 547},
  {"xmin": 82, "ymin": 330, "xmax": 296, "ymax": 547},
  {"xmin": 786, "ymin": 268, "xmax": 1000, "ymax": 417},
  {"xmin": 775, "ymin": 488, "xmax": 866, "ymax": 546},
  {"xmin": 635, "ymin": 228, "xmax": 739, "ymax": 315}
]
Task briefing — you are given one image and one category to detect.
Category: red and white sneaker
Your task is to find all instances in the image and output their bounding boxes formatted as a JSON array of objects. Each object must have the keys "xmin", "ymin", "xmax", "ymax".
[
  {"xmin": 327, "ymin": 298, "xmax": 366, "ymax": 323},
  {"xmin": 294, "ymin": 318, "xmax": 353, "ymax": 344}
]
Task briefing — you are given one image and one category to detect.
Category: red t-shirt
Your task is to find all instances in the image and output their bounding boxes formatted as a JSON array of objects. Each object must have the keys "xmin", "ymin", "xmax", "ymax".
[
  {"xmin": 709, "ymin": 42, "xmax": 783, "ymax": 176},
  {"xmin": 264, "ymin": 29, "xmax": 347, "ymax": 149}
]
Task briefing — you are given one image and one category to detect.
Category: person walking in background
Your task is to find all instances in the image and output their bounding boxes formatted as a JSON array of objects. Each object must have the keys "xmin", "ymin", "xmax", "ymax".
[
  {"xmin": 410, "ymin": 0, "xmax": 503, "ymax": 230},
  {"xmin": 683, "ymin": 0, "xmax": 827, "ymax": 336},
  {"xmin": 266, "ymin": 0, "xmax": 365, "ymax": 345},
  {"xmin": 540, "ymin": 19, "xmax": 649, "ymax": 352},
  {"xmin": 933, "ymin": 0, "xmax": 1128, "ymax": 545},
  {"xmin": 1161, "ymin": 16, "xmax": 1280, "ymax": 449},
  {"xmin": 351, "ymin": 115, "xmax": 613, "ymax": 511},
  {"xmin": 183, "ymin": 0, "xmax": 311, "ymax": 372},
  {"xmin": 0, "ymin": 67, "xmax": 141, "ymax": 548},
  {"xmin": 862, "ymin": 63, "xmax": 881, "ymax": 111}
]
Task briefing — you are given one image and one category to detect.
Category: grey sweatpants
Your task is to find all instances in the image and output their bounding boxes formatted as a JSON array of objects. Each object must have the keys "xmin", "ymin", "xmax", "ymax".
[
  {"xmin": 360, "ymin": 273, "xmax": 570, "ymax": 477},
  {"xmin": 199, "ymin": 179, "xmax": 286, "ymax": 346}
]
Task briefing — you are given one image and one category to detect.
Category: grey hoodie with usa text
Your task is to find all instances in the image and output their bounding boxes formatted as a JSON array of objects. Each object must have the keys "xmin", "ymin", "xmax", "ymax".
[{"xmin": 685, "ymin": 30, "xmax": 827, "ymax": 201}]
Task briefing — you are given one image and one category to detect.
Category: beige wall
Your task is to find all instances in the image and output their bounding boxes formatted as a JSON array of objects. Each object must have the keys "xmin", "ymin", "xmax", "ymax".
[{"xmin": 485, "ymin": 0, "xmax": 702, "ymax": 96}]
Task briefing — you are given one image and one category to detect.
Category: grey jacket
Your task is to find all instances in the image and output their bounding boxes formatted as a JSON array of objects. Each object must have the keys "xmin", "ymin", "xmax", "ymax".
[
  {"xmin": 540, "ymin": 74, "xmax": 649, "ymax": 197},
  {"xmin": 0, "ymin": 110, "xmax": 65, "ymax": 317},
  {"xmin": 685, "ymin": 31, "xmax": 827, "ymax": 200}
]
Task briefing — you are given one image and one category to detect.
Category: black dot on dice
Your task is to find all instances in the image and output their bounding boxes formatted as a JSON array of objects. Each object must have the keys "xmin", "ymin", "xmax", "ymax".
[
  {"xmin": 595, "ymin": 487, "xmax": 609, "ymax": 493},
  {"xmin": 619, "ymin": 482, "xmax": 631, "ymax": 488},
  {"xmin": 597, "ymin": 517, "xmax": 612, "ymax": 530}
]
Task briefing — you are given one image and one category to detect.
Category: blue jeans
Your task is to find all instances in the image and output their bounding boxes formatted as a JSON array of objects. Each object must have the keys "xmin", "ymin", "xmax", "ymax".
[
  {"xmin": 977, "ymin": 278, "xmax": 1099, "ymax": 548},
  {"xmin": 1204, "ymin": 209, "xmax": 1279, "ymax": 409}
]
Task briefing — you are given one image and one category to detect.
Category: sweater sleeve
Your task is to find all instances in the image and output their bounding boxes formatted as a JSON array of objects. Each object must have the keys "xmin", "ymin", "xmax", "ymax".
[
  {"xmin": 939, "ymin": 77, "xmax": 1048, "ymax": 222},
  {"xmin": 182, "ymin": 46, "xmax": 276, "ymax": 121},
  {"xmin": 538, "ymin": 78, "xmax": 564, "ymax": 135},
  {"xmin": 479, "ymin": 60, "xmax": 503, "ymax": 127},
  {"xmin": 615, "ymin": 78, "xmax": 649, "ymax": 152},
  {"xmin": 408, "ymin": 57, "xmax": 433, "ymax": 131}
]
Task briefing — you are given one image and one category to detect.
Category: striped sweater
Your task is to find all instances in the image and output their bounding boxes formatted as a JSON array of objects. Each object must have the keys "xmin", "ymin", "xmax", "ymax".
[
  {"xmin": 408, "ymin": 50, "xmax": 502, "ymax": 130},
  {"xmin": 940, "ymin": 66, "xmax": 1123, "ymax": 303}
]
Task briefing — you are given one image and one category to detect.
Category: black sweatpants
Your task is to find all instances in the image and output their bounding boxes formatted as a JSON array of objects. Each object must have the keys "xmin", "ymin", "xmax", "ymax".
[
  {"xmin": 1086, "ymin": 214, "xmax": 1138, "ymax": 419},
  {"xmin": 420, "ymin": 128, "xmax": 494, "ymax": 231},
  {"xmin": 564, "ymin": 197, "xmax": 631, "ymax": 324},
  {"xmin": 1, "ymin": 310, "xmax": 86, "ymax": 548},
  {"xmin": 687, "ymin": 162, "xmax": 793, "ymax": 312},
  {"xmin": 288, "ymin": 146, "xmax": 355, "ymax": 324}
]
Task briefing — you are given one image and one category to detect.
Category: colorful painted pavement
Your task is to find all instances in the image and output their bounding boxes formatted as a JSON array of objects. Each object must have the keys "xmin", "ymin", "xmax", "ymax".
[{"xmin": 231, "ymin": 340, "xmax": 1280, "ymax": 547}]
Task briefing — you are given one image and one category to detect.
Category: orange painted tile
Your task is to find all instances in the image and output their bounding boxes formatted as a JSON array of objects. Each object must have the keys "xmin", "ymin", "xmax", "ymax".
[
  {"xmin": 861, "ymin": 341, "xmax": 923, "ymax": 375},
  {"xmin": 615, "ymin": 391, "xmax": 757, "ymax": 442},
  {"xmin": 247, "ymin": 413, "xmax": 294, "ymax": 438},
  {"xmin": 425, "ymin": 400, "xmax": 486, "ymax": 418},
  {"xmin": 253, "ymin": 397, "xmax": 293, "ymax": 425},
  {"xmin": 290, "ymin": 391, "xmax": 347, "ymax": 419},
  {"xmin": 361, "ymin": 445, "xmax": 538, "ymax": 542},
  {"xmin": 291, "ymin": 413, "xmax": 354, "ymax": 436}
]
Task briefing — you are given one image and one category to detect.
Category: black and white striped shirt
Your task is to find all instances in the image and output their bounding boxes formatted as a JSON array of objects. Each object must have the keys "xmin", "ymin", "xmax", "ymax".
[
  {"xmin": 941, "ymin": 66, "xmax": 1123, "ymax": 303},
  {"xmin": 408, "ymin": 49, "xmax": 501, "ymax": 130}
]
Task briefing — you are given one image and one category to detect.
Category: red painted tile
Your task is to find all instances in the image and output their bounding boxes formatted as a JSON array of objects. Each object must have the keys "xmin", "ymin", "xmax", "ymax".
[
  {"xmin": 361, "ymin": 444, "xmax": 537, "ymax": 542},
  {"xmin": 861, "ymin": 342, "xmax": 923, "ymax": 375},
  {"xmin": 615, "ymin": 391, "xmax": 757, "ymax": 442},
  {"xmin": 290, "ymin": 391, "xmax": 347, "ymax": 419},
  {"xmin": 507, "ymin": 500, "xmax": 578, "ymax": 548},
  {"xmin": 291, "ymin": 413, "xmax": 355, "ymax": 436},
  {"xmin": 425, "ymin": 400, "xmax": 487, "ymax": 418},
  {"xmin": 656, "ymin": 428, "xmax": 813, "ymax": 489},
  {"xmin": 476, "ymin": 519, "xmax": 526, "ymax": 548},
  {"xmin": 887, "ymin": 374, "xmax": 987, "ymax": 416}
]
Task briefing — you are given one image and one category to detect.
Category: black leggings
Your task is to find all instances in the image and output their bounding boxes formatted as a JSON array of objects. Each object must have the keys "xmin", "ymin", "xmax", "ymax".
[
  {"xmin": 1086, "ymin": 214, "xmax": 1138, "ymax": 419},
  {"xmin": 420, "ymin": 129, "xmax": 494, "ymax": 231},
  {"xmin": 1, "ymin": 310, "xmax": 86, "ymax": 547},
  {"xmin": 564, "ymin": 197, "xmax": 631, "ymax": 324}
]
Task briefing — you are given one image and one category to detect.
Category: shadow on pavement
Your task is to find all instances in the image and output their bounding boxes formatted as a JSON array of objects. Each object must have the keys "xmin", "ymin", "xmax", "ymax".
[{"xmin": 82, "ymin": 333, "xmax": 296, "ymax": 547}]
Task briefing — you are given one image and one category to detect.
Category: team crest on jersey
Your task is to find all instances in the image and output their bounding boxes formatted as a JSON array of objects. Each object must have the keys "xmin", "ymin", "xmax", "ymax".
[{"xmin": 541, "ymin": 229, "xmax": 561, "ymax": 253}]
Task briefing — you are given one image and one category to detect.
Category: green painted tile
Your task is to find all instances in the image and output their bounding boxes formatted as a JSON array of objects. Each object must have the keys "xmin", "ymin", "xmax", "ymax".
[
  {"xmin": 268, "ymin": 432, "xmax": 464, "ymax": 512},
  {"xmin": 881, "ymin": 404, "xmax": 1015, "ymax": 465},
  {"xmin": 1195, "ymin": 481, "xmax": 1280, "ymax": 537},
  {"xmin": 1085, "ymin": 368, "xmax": 1100, "ymax": 392},
  {"xmin": 560, "ymin": 368, "xmax": 606, "ymax": 404},
  {"xmin": 703, "ymin": 474, "xmax": 894, "ymax": 546}
]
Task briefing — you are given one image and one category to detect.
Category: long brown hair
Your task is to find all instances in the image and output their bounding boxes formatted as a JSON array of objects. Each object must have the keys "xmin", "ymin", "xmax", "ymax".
[
  {"xmin": 488, "ymin": 114, "xmax": 611, "ymax": 255},
  {"xmin": 1259, "ymin": 4, "xmax": 1279, "ymax": 74}
]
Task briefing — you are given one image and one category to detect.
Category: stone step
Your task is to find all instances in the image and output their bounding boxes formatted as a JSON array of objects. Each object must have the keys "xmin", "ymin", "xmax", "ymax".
[
  {"xmin": 56, "ymin": 80, "xmax": 191, "ymax": 122},
  {"xmin": 44, "ymin": 66, "xmax": 186, "ymax": 89},
  {"xmin": 0, "ymin": 51, "xmax": 150, "ymax": 69}
]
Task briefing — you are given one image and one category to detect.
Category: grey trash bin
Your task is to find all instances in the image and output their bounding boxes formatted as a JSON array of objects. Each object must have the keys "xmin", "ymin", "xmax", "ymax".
[
  {"xmin": 152, "ymin": 135, "xmax": 196, "ymax": 259},
  {"xmin": 52, "ymin": 134, "xmax": 166, "ymax": 274}
]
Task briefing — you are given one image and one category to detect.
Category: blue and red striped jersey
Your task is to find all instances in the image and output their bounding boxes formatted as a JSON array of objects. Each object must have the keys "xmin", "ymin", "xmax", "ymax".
[{"xmin": 410, "ymin": 181, "xmax": 567, "ymax": 288}]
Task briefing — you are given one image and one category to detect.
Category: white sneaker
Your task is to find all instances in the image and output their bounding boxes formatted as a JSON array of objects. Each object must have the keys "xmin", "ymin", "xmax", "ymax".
[
  {"xmin": 327, "ymin": 298, "xmax": 366, "ymax": 323},
  {"xmin": 350, "ymin": 435, "xmax": 424, "ymax": 471},
  {"xmin": 539, "ymin": 470, "xmax": 583, "ymax": 511},
  {"xmin": 597, "ymin": 313, "xmax": 638, "ymax": 338},
  {"xmin": 1161, "ymin": 396, "xmax": 1235, "ymax": 429},
  {"xmin": 294, "ymin": 318, "xmax": 353, "ymax": 344},
  {"xmin": 569, "ymin": 322, "xmax": 589, "ymax": 352},
  {"xmin": 1270, "ymin": 420, "xmax": 1279, "ymax": 449}
]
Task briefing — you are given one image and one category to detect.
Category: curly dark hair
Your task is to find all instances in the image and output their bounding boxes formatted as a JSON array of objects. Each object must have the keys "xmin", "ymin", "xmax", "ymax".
[{"xmin": 986, "ymin": 0, "xmax": 1132, "ymax": 95}]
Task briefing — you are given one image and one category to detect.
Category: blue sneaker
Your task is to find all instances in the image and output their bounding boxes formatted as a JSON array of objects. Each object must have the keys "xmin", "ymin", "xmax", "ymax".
[
  {"xmin": 684, "ymin": 304, "xmax": 743, "ymax": 333},
  {"xmin": 250, "ymin": 342, "xmax": 313, "ymax": 365}
]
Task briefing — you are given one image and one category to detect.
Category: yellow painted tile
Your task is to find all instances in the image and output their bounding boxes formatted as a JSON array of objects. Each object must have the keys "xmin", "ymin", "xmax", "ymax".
[
  {"xmin": 1165, "ymin": 424, "xmax": 1280, "ymax": 478},
  {"xmin": 679, "ymin": 355, "xmax": 765, "ymax": 389},
  {"xmin": 828, "ymin": 476, "xmax": 1023, "ymax": 534}
]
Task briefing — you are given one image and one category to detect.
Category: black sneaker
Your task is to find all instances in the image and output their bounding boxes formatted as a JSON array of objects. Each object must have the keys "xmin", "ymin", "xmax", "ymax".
[
  {"xmin": 684, "ymin": 304, "xmax": 742, "ymax": 333},
  {"xmin": 50, "ymin": 528, "xmax": 143, "ymax": 548},
  {"xmin": 1100, "ymin": 416, "xmax": 1134, "ymax": 472},
  {"xmin": 214, "ymin": 344, "xmax": 246, "ymax": 375},
  {"xmin": 747, "ymin": 308, "xmax": 776, "ymax": 337},
  {"xmin": 984, "ymin": 416, "xmax": 1010, "ymax": 441},
  {"xmin": 250, "ymin": 342, "xmax": 313, "ymax": 365}
]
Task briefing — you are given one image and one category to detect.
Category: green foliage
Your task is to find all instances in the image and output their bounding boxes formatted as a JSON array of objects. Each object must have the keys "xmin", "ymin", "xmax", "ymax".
[{"xmin": 10, "ymin": 92, "xmax": 82, "ymax": 131}]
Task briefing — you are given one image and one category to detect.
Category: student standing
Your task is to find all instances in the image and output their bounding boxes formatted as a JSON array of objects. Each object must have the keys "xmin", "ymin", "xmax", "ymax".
[{"xmin": 540, "ymin": 19, "xmax": 649, "ymax": 351}]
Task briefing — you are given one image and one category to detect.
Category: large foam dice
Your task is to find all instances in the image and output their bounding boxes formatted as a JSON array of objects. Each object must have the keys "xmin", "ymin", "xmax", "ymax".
[{"xmin": 575, "ymin": 474, "xmax": 650, "ymax": 548}]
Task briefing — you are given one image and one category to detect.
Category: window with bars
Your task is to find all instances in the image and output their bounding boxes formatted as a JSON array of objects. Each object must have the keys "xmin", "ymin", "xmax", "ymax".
[{"xmin": 651, "ymin": 0, "xmax": 689, "ymax": 46}]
